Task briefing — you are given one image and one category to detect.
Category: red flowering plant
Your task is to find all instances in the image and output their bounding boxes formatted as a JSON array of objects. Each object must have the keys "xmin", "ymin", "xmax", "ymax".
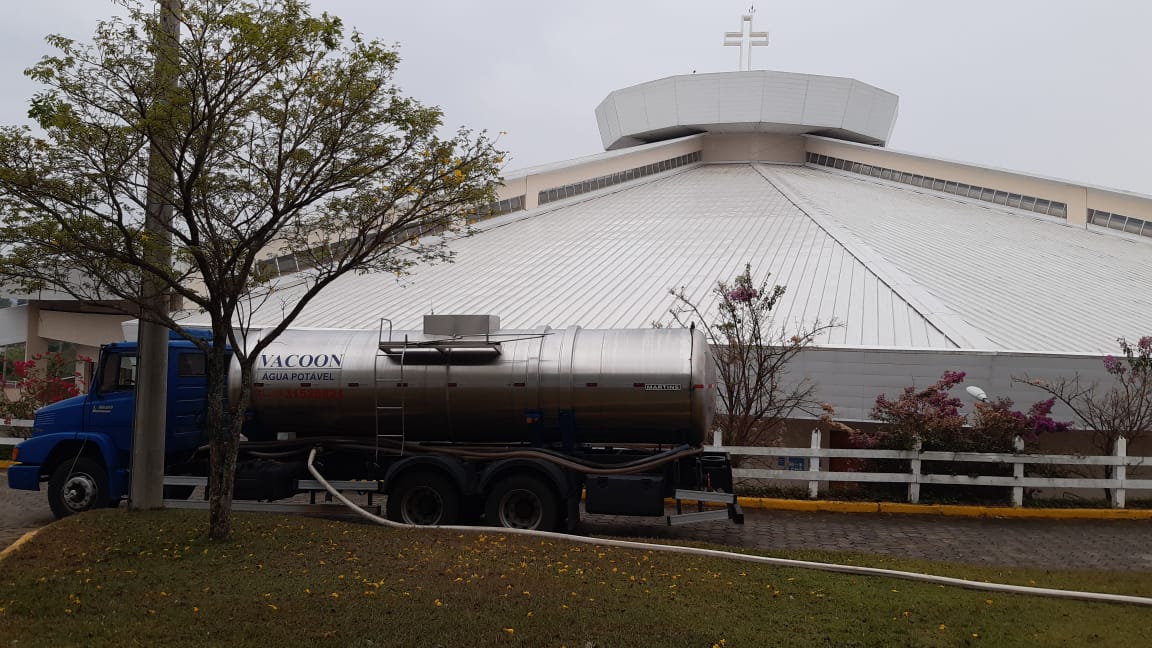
[{"xmin": 0, "ymin": 351, "xmax": 88, "ymax": 428}]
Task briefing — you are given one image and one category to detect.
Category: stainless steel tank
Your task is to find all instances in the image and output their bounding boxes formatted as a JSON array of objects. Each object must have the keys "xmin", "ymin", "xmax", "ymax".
[{"xmin": 231, "ymin": 318, "xmax": 715, "ymax": 446}]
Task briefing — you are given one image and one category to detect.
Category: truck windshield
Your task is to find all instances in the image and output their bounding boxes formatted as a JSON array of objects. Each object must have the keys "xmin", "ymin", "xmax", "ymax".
[{"xmin": 98, "ymin": 353, "xmax": 137, "ymax": 392}]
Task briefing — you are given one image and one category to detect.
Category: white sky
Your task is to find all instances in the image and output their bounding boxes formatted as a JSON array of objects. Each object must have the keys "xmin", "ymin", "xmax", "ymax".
[{"xmin": 4, "ymin": 1, "xmax": 1151, "ymax": 194}]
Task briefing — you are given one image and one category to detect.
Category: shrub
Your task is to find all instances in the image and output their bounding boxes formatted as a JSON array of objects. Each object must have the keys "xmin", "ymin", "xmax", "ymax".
[{"xmin": 0, "ymin": 351, "xmax": 87, "ymax": 426}]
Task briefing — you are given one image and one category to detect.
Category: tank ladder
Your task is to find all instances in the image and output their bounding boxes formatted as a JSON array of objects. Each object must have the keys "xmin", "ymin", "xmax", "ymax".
[{"xmin": 373, "ymin": 318, "xmax": 407, "ymax": 460}]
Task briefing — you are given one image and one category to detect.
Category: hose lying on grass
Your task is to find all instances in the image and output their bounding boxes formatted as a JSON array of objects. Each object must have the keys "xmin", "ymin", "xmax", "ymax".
[{"xmin": 306, "ymin": 448, "xmax": 1152, "ymax": 608}]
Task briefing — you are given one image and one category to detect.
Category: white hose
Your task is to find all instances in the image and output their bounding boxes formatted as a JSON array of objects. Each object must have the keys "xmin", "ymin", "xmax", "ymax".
[{"xmin": 306, "ymin": 449, "xmax": 1152, "ymax": 607}]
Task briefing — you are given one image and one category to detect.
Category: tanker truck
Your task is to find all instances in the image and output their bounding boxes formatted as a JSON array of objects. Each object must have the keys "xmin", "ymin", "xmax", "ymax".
[{"xmin": 7, "ymin": 315, "xmax": 742, "ymax": 532}]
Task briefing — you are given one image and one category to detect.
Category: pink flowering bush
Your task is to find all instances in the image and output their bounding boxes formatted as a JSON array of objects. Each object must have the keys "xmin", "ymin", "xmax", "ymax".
[
  {"xmin": 968, "ymin": 397, "xmax": 1071, "ymax": 452},
  {"xmin": 851, "ymin": 371, "xmax": 967, "ymax": 451},
  {"xmin": 850, "ymin": 371, "xmax": 1072, "ymax": 504},
  {"xmin": 852, "ymin": 371, "xmax": 1070, "ymax": 453}
]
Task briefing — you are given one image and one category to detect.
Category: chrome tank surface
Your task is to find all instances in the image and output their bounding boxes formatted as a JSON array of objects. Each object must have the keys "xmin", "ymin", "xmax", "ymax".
[{"xmin": 231, "ymin": 326, "xmax": 715, "ymax": 446}]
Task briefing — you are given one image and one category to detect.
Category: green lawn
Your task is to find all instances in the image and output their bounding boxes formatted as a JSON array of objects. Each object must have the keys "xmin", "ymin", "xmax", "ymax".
[{"xmin": 1, "ymin": 509, "xmax": 1148, "ymax": 647}]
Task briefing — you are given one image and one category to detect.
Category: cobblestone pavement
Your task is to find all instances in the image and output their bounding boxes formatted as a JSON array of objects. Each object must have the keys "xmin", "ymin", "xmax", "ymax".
[
  {"xmin": 579, "ymin": 509, "xmax": 1152, "ymax": 571},
  {"xmin": 0, "ymin": 481, "xmax": 56, "ymax": 550},
  {"xmin": 4, "ymin": 478, "xmax": 1150, "ymax": 571}
]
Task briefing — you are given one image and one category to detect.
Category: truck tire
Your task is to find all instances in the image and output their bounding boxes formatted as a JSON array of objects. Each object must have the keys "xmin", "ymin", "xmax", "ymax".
[
  {"xmin": 47, "ymin": 457, "xmax": 108, "ymax": 519},
  {"xmin": 386, "ymin": 473, "xmax": 461, "ymax": 526},
  {"xmin": 484, "ymin": 475, "xmax": 559, "ymax": 531}
]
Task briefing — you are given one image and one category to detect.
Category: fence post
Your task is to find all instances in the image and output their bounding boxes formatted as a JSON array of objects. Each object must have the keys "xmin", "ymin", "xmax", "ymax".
[
  {"xmin": 808, "ymin": 428, "xmax": 821, "ymax": 499},
  {"xmin": 1112, "ymin": 436, "xmax": 1127, "ymax": 509},
  {"xmin": 713, "ymin": 428, "xmax": 722, "ymax": 448},
  {"xmin": 1011, "ymin": 435, "xmax": 1024, "ymax": 507},
  {"xmin": 908, "ymin": 438, "xmax": 922, "ymax": 504}
]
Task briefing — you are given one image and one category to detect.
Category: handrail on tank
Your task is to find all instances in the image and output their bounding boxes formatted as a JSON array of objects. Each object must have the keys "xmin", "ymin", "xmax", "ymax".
[
  {"xmin": 378, "ymin": 332, "xmax": 552, "ymax": 357},
  {"xmin": 379, "ymin": 339, "xmax": 502, "ymax": 354}
]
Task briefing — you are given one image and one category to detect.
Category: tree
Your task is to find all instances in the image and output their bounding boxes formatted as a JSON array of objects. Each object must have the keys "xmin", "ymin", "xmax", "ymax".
[
  {"xmin": 0, "ymin": 0, "xmax": 503, "ymax": 539},
  {"xmin": 1020, "ymin": 336, "xmax": 1152, "ymax": 495},
  {"xmin": 663, "ymin": 263, "xmax": 836, "ymax": 458}
]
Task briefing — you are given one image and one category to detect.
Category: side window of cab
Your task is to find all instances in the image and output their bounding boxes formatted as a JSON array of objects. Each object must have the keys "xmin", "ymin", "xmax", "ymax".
[
  {"xmin": 177, "ymin": 352, "xmax": 206, "ymax": 377},
  {"xmin": 98, "ymin": 354, "xmax": 138, "ymax": 392}
]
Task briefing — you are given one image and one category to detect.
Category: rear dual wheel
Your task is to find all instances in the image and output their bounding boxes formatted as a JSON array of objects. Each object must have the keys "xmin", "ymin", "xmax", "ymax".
[
  {"xmin": 384, "ymin": 471, "xmax": 562, "ymax": 531},
  {"xmin": 386, "ymin": 473, "xmax": 461, "ymax": 526},
  {"xmin": 484, "ymin": 475, "xmax": 560, "ymax": 532}
]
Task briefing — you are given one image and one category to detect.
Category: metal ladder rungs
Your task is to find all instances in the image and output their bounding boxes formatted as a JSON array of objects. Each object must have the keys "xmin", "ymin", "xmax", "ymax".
[{"xmin": 374, "ymin": 317, "xmax": 408, "ymax": 457}]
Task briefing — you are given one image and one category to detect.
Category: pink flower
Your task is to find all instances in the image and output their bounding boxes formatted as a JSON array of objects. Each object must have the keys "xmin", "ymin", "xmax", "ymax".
[
  {"xmin": 1103, "ymin": 355, "xmax": 1125, "ymax": 374},
  {"xmin": 726, "ymin": 286, "xmax": 759, "ymax": 303}
]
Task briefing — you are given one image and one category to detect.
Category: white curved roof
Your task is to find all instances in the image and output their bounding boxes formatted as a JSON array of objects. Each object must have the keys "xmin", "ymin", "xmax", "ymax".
[{"xmin": 214, "ymin": 161, "xmax": 1151, "ymax": 354}]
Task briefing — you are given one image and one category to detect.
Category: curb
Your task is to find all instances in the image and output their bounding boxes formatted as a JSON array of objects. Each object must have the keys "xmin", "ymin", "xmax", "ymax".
[
  {"xmin": 2, "ymin": 469, "xmax": 1144, "ymax": 521},
  {"xmin": 737, "ymin": 497, "xmax": 1152, "ymax": 520},
  {"xmin": 0, "ymin": 528, "xmax": 41, "ymax": 562}
]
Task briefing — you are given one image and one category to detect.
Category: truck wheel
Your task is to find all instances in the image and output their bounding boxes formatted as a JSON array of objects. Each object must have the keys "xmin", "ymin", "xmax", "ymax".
[
  {"xmin": 386, "ymin": 473, "xmax": 461, "ymax": 526},
  {"xmin": 47, "ymin": 458, "xmax": 108, "ymax": 519},
  {"xmin": 484, "ymin": 475, "xmax": 559, "ymax": 531}
]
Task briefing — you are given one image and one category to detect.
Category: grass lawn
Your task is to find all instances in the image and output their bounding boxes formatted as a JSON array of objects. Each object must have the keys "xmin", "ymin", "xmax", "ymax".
[{"xmin": 1, "ymin": 509, "xmax": 1149, "ymax": 647}]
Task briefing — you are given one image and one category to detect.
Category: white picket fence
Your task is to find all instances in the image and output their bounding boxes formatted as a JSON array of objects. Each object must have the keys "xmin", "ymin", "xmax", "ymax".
[
  {"xmin": 717, "ymin": 429, "xmax": 1152, "ymax": 509},
  {"xmin": 0, "ymin": 418, "xmax": 32, "ymax": 446}
]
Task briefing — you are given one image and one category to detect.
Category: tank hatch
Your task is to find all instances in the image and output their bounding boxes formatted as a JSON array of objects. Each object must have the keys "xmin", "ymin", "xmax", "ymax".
[{"xmin": 423, "ymin": 314, "xmax": 500, "ymax": 337}]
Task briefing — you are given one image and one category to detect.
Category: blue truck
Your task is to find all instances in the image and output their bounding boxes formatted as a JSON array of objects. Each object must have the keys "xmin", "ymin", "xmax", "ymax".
[{"xmin": 8, "ymin": 318, "xmax": 741, "ymax": 530}]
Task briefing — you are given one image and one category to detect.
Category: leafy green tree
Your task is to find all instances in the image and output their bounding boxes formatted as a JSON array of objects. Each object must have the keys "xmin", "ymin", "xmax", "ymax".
[
  {"xmin": 663, "ymin": 263, "xmax": 836, "ymax": 459},
  {"xmin": 0, "ymin": 0, "xmax": 502, "ymax": 538}
]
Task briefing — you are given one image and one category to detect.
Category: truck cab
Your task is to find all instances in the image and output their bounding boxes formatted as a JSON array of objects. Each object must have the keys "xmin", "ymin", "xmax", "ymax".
[{"xmin": 7, "ymin": 333, "xmax": 210, "ymax": 517}]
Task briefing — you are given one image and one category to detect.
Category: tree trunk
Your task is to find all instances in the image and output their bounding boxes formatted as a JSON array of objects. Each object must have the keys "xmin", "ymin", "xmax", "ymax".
[{"xmin": 205, "ymin": 342, "xmax": 241, "ymax": 541}]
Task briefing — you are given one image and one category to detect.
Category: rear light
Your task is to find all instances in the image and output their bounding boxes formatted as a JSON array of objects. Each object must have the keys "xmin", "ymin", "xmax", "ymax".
[{"xmin": 10, "ymin": 447, "xmax": 18, "ymax": 462}]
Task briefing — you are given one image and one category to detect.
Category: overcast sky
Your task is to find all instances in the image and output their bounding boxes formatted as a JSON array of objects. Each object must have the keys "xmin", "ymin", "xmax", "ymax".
[{"xmin": 3, "ymin": 1, "xmax": 1151, "ymax": 193}]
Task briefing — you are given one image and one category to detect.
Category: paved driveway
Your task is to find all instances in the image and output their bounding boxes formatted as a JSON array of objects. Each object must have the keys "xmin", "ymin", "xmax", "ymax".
[
  {"xmin": 0, "ymin": 481, "xmax": 56, "ymax": 550},
  {"xmin": 4, "ymin": 478, "xmax": 1150, "ymax": 571},
  {"xmin": 580, "ymin": 509, "xmax": 1152, "ymax": 571}
]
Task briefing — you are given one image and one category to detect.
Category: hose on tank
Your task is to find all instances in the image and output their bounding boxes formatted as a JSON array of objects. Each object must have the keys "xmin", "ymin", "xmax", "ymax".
[
  {"xmin": 321, "ymin": 440, "xmax": 702, "ymax": 475},
  {"xmin": 305, "ymin": 448, "xmax": 1152, "ymax": 608},
  {"xmin": 221, "ymin": 436, "xmax": 702, "ymax": 473}
]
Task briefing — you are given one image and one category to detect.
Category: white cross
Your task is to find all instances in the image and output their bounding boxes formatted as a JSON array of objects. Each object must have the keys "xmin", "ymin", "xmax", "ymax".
[{"xmin": 723, "ymin": 10, "xmax": 769, "ymax": 71}]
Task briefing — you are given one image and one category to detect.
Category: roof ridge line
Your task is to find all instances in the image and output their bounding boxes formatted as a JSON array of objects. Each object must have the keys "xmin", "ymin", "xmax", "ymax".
[{"xmin": 751, "ymin": 163, "xmax": 994, "ymax": 350}]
